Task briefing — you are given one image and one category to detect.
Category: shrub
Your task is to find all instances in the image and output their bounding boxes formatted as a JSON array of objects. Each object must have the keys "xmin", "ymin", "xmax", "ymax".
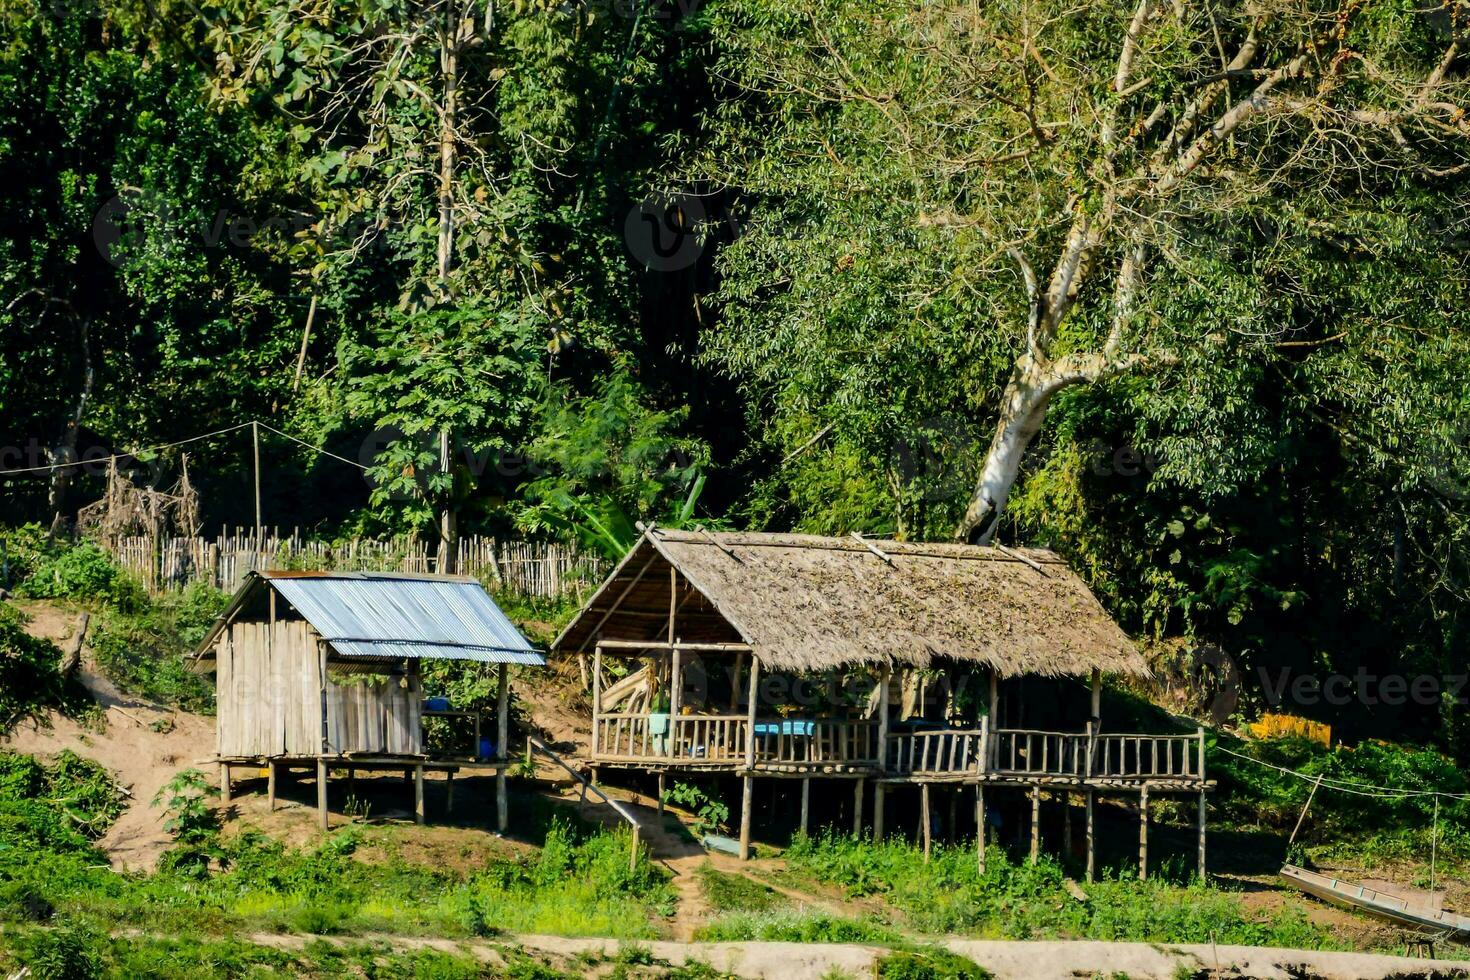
[
  {"xmin": 18, "ymin": 540, "xmax": 144, "ymax": 611},
  {"xmin": 878, "ymin": 949, "xmax": 993, "ymax": 980},
  {"xmin": 18, "ymin": 921, "xmax": 103, "ymax": 980},
  {"xmin": 0, "ymin": 605, "xmax": 68, "ymax": 733}
]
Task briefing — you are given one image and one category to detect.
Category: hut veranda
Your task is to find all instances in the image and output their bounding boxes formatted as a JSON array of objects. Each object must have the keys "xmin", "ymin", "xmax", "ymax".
[
  {"xmin": 555, "ymin": 528, "xmax": 1213, "ymax": 876},
  {"xmin": 191, "ymin": 571, "xmax": 544, "ymax": 831}
]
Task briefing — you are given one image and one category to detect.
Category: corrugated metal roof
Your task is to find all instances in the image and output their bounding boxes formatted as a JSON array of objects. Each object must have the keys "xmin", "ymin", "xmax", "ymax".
[{"xmin": 198, "ymin": 571, "xmax": 544, "ymax": 665}]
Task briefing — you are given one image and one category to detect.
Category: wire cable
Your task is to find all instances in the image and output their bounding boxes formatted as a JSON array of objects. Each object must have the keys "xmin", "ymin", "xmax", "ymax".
[{"xmin": 1215, "ymin": 744, "xmax": 1470, "ymax": 801}]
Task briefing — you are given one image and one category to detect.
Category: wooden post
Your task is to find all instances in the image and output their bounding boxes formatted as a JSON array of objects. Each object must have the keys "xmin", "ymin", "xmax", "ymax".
[
  {"xmin": 220, "ymin": 763, "xmax": 232, "ymax": 805},
  {"xmin": 657, "ymin": 772, "xmax": 666, "ymax": 821},
  {"xmin": 1085, "ymin": 789, "xmax": 1096, "ymax": 883},
  {"xmin": 316, "ymin": 759, "xmax": 328, "ymax": 831},
  {"xmin": 1030, "ymin": 785, "xmax": 1041, "ymax": 863},
  {"xmin": 873, "ymin": 783, "xmax": 885, "ymax": 841},
  {"xmin": 801, "ymin": 778, "xmax": 811, "ymax": 836},
  {"xmin": 630, "ymin": 822, "xmax": 641, "ymax": 873},
  {"xmin": 921, "ymin": 782, "xmax": 932, "ymax": 863},
  {"xmin": 975, "ymin": 783, "xmax": 987, "ymax": 874},
  {"xmin": 745, "ymin": 658, "xmax": 760, "ymax": 767},
  {"xmin": 1062, "ymin": 792, "xmax": 1073, "ymax": 860},
  {"xmin": 947, "ymin": 788, "xmax": 958, "ymax": 844},
  {"xmin": 989, "ymin": 671, "xmax": 999, "ymax": 724},
  {"xmin": 669, "ymin": 646, "xmax": 682, "ymax": 759},
  {"xmin": 446, "ymin": 770, "xmax": 455, "ymax": 814},
  {"xmin": 1090, "ymin": 668, "xmax": 1102, "ymax": 723},
  {"xmin": 267, "ymin": 762, "xmax": 276, "ymax": 811},
  {"xmin": 739, "ymin": 775, "xmax": 754, "ymax": 861},
  {"xmin": 730, "ymin": 653, "xmax": 745, "ymax": 712},
  {"xmin": 877, "ymin": 665, "xmax": 891, "ymax": 769},
  {"xmin": 1138, "ymin": 785, "xmax": 1149, "ymax": 880},
  {"xmin": 592, "ymin": 644, "xmax": 603, "ymax": 757},
  {"xmin": 496, "ymin": 662, "xmax": 509, "ymax": 833},
  {"xmin": 415, "ymin": 763, "xmax": 426, "ymax": 826},
  {"xmin": 853, "ymin": 778, "xmax": 865, "ymax": 838},
  {"xmin": 1198, "ymin": 790, "xmax": 1208, "ymax": 882}
]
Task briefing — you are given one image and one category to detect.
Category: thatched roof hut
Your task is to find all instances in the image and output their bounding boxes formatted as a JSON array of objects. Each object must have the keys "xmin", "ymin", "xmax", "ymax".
[{"xmin": 553, "ymin": 529, "xmax": 1145, "ymax": 679}]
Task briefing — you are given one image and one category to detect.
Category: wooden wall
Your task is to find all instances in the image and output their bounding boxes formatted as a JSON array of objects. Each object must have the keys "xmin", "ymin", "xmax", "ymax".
[
  {"xmin": 325, "ymin": 671, "xmax": 421, "ymax": 755},
  {"xmin": 216, "ymin": 620, "xmax": 321, "ymax": 758},
  {"xmin": 215, "ymin": 619, "xmax": 423, "ymax": 758}
]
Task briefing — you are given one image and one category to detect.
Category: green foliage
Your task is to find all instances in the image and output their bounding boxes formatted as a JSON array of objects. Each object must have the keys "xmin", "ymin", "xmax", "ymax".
[
  {"xmin": 662, "ymin": 782, "xmax": 730, "ymax": 836},
  {"xmin": 695, "ymin": 863, "xmax": 777, "ymax": 913},
  {"xmin": 16, "ymin": 921, "xmax": 103, "ymax": 980},
  {"xmin": 88, "ymin": 580, "xmax": 224, "ymax": 712},
  {"xmin": 0, "ymin": 604, "xmax": 68, "ymax": 732},
  {"xmin": 877, "ymin": 949, "xmax": 992, "ymax": 980},
  {"xmin": 18, "ymin": 541, "xmax": 144, "ymax": 610},
  {"xmin": 458, "ymin": 819, "xmax": 675, "ymax": 938},
  {"xmin": 517, "ymin": 372, "xmax": 714, "ymax": 561},
  {"xmin": 778, "ymin": 832, "xmax": 1337, "ymax": 949},
  {"xmin": 695, "ymin": 907, "xmax": 903, "ymax": 944}
]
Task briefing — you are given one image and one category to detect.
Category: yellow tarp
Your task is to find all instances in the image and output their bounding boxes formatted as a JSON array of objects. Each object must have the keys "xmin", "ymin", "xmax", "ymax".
[{"xmin": 1249, "ymin": 712, "xmax": 1331, "ymax": 746}]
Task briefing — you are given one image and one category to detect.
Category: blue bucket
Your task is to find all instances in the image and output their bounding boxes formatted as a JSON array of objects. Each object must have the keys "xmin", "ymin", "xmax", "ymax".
[
  {"xmin": 478, "ymin": 736, "xmax": 495, "ymax": 759},
  {"xmin": 425, "ymin": 696, "xmax": 451, "ymax": 712}
]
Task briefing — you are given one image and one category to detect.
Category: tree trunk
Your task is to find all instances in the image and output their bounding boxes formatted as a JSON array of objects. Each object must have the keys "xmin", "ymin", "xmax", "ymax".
[
  {"xmin": 954, "ymin": 353, "xmax": 1060, "ymax": 543},
  {"xmin": 436, "ymin": 23, "xmax": 459, "ymax": 291}
]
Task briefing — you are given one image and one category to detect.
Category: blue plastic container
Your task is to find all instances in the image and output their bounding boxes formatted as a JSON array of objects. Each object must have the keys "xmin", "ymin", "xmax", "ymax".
[
  {"xmin": 478, "ymin": 736, "xmax": 495, "ymax": 759},
  {"xmin": 424, "ymin": 696, "xmax": 451, "ymax": 712}
]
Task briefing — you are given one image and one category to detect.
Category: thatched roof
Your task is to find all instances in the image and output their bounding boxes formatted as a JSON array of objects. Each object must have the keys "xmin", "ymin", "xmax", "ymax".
[{"xmin": 552, "ymin": 529, "xmax": 1146, "ymax": 679}]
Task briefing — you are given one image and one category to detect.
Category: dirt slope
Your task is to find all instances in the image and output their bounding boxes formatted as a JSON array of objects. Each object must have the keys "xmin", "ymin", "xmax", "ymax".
[{"xmin": 2, "ymin": 602, "xmax": 215, "ymax": 871}]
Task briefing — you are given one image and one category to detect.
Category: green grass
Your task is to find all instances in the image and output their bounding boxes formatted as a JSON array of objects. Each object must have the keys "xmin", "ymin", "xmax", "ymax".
[
  {"xmin": 775, "ymin": 832, "xmax": 1341, "ymax": 949},
  {"xmin": 695, "ymin": 908, "xmax": 903, "ymax": 944},
  {"xmin": 877, "ymin": 948, "xmax": 993, "ymax": 980},
  {"xmin": 695, "ymin": 862, "xmax": 778, "ymax": 913}
]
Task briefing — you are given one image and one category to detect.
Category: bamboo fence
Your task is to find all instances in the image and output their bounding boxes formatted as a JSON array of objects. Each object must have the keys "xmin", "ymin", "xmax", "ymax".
[{"xmin": 101, "ymin": 529, "xmax": 604, "ymax": 600}]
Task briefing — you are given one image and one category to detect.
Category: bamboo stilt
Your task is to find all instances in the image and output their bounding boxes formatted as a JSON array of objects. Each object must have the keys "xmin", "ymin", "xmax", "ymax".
[
  {"xmin": 739, "ymin": 775, "xmax": 754, "ymax": 861},
  {"xmin": 1030, "ymin": 785, "xmax": 1041, "ymax": 863}
]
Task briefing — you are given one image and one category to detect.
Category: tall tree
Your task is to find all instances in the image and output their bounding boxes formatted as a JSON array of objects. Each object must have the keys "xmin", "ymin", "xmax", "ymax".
[{"xmin": 692, "ymin": 0, "xmax": 1470, "ymax": 541}]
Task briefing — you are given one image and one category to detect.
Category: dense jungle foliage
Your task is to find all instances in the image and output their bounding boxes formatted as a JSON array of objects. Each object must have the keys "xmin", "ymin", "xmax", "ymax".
[{"xmin": 2, "ymin": 0, "xmax": 1469, "ymax": 754}]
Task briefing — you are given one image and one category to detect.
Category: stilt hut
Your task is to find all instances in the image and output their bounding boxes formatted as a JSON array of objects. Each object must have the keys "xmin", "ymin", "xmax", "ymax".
[
  {"xmin": 190, "ymin": 571, "xmax": 544, "ymax": 831},
  {"xmin": 553, "ymin": 528, "xmax": 1212, "ymax": 877}
]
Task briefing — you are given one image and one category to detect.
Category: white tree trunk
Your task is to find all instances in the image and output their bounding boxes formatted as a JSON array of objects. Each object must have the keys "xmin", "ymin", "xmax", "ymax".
[{"xmin": 955, "ymin": 354, "xmax": 1063, "ymax": 543}]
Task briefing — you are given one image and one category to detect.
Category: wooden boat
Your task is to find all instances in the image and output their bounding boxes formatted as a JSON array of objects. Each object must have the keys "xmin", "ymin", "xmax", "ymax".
[{"xmin": 1281, "ymin": 864, "xmax": 1470, "ymax": 940}]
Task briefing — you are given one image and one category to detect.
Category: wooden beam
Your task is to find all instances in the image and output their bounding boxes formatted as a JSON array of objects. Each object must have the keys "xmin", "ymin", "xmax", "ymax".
[
  {"xmin": 496, "ymin": 662, "xmax": 509, "ymax": 833},
  {"xmin": 745, "ymin": 658, "xmax": 761, "ymax": 770},
  {"xmin": 994, "ymin": 542, "xmax": 1047, "ymax": 575},
  {"xmin": 669, "ymin": 645, "xmax": 682, "ymax": 760},
  {"xmin": 595, "ymin": 639, "xmax": 753, "ymax": 653},
  {"xmin": 582, "ymin": 550, "xmax": 662, "ymax": 642}
]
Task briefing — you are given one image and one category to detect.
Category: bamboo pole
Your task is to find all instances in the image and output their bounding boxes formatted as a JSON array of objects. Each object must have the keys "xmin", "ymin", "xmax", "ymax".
[
  {"xmin": 317, "ymin": 759, "xmax": 328, "ymax": 831},
  {"xmin": 739, "ymin": 776, "xmax": 754, "ymax": 861},
  {"xmin": 853, "ymin": 778, "xmax": 866, "ymax": 838},
  {"xmin": 1139, "ymin": 785, "xmax": 1149, "ymax": 880},
  {"xmin": 496, "ymin": 663, "xmax": 509, "ymax": 832},
  {"xmin": 1086, "ymin": 789, "xmax": 1096, "ymax": 882},
  {"xmin": 220, "ymin": 763, "xmax": 232, "ymax": 805},
  {"xmin": 415, "ymin": 763, "xmax": 425, "ymax": 825},
  {"xmin": 922, "ymin": 783, "xmax": 932, "ymax": 863},
  {"xmin": 1030, "ymin": 785, "xmax": 1041, "ymax": 862},
  {"xmin": 267, "ymin": 762, "xmax": 276, "ymax": 812},
  {"xmin": 1198, "ymin": 790, "xmax": 1208, "ymax": 882},
  {"xmin": 975, "ymin": 783, "xmax": 986, "ymax": 874},
  {"xmin": 801, "ymin": 778, "xmax": 811, "ymax": 836}
]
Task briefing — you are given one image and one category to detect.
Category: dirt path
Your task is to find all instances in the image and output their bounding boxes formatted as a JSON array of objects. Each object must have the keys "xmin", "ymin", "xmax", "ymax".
[{"xmin": 2, "ymin": 602, "xmax": 216, "ymax": 871}]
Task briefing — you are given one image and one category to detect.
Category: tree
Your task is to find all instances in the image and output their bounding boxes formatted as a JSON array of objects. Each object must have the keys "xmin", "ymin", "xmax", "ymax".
[{"xmin": 692, "ymin": 0, "xmax": 1470, "ymax": 541}]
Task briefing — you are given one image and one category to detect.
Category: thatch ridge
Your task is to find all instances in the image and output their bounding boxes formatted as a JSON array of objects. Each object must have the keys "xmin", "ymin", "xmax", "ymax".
[{"xmin": 553, "ymin": 528, "xmax": 1145, "ymax": 679}]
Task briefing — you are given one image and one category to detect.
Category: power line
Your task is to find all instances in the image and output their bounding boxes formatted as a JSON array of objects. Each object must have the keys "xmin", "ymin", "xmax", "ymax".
[
  {"xmin": 1215, "ymin": 744, "xmax": 1470, "ymax": 801},
  {"xmin": 0, "ymin": 423, "xmax": 254, "ymax": 476},
  {"xmin": 0, "ymin": 420, "xmax": 372, "ymax": 477}
]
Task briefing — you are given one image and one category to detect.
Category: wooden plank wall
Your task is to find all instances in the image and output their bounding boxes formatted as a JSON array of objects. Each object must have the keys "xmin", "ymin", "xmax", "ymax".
[
  {"xmin": 216, "ymin": 620, "xmax": 320, "ymax": 757},
  {"xmin": 325, "ymin": 670, "xmax": 421, "ymax": 755}
]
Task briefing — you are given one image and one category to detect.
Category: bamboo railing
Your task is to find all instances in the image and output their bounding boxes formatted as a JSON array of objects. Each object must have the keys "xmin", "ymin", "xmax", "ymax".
[{"xmin": 588, "ymin": 710, "xmax": 1206, "ymax": 784}]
